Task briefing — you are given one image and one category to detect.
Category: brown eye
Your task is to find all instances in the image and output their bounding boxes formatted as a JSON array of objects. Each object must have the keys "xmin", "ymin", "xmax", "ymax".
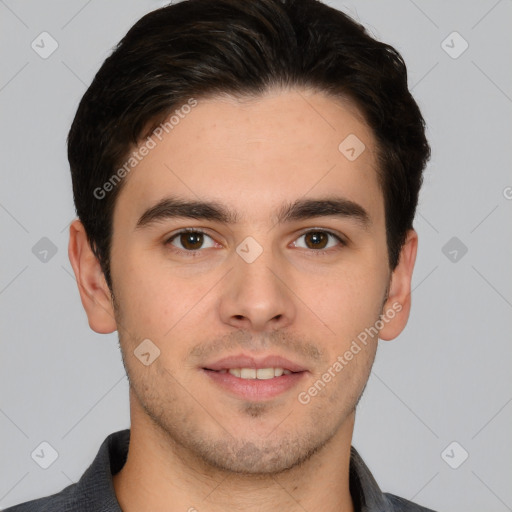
[
  {"xmin": 304, "ymin": 231, "xmax": 329, "ymax": 249},
  {"xmin": 179, "ymin": 232, "xmax": 204, "ymax": 250},
  {"xmin": 166, "ymin": 230, "xmax": 216, "ymax": 252},
  {"xmin": 293, "ymin": 230, "xmax": 345, "ymax": 253}
]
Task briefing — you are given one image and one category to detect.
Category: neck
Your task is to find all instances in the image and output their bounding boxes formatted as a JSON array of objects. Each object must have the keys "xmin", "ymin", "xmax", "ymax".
[{"xmin": 113, "ymin": 396, "xmax": 355, "ymax": 512}]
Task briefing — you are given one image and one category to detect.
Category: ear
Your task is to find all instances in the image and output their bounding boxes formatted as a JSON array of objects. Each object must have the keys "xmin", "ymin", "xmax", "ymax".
[
  {"xmin": 379, "ymin": 229, "xmax": 418, "ymax": 341},
  {"xmin": 68, "ymin": 219, "xmax": 117, "ymax": 334}
]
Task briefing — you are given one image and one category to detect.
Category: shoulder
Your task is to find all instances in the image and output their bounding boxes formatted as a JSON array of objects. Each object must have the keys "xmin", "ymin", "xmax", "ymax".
[
  {"xmin": 3, "ymin": 429, "xmax": 129, "ymax": 512},
  {"xmin": 384, "ymin": 492, "xmax": 438, "ymax": 512},
  {"xmin": 2, "ymin": 483, "xmax": 79, "ymax": 512}
]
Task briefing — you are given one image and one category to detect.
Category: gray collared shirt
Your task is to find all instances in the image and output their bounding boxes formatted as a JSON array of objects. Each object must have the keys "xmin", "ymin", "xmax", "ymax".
[{"xmin": 4, "ymin": 429, "xmax": 437, "ymax": 511}]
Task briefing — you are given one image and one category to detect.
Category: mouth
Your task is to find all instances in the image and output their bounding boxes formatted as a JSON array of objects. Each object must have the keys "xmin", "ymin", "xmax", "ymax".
[
  {"xmin": 204, "ymin": 367, "xmax": 295, "ymax": 379},
  {"xmin": 201, "ymin": 354, "xmax": 308, "ymax": 400}
]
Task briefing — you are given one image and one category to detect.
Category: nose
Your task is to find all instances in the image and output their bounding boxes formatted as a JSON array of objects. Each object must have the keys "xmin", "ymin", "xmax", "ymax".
[{"xmin": 218, "ymin": 247, "xmax": 296, "ymax": 333}]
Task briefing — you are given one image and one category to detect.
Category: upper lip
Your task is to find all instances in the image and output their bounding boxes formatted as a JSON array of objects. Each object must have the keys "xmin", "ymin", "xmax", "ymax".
[{"xmin": 202, "ymin": 354, "xmax": 308, "ymax": 373}]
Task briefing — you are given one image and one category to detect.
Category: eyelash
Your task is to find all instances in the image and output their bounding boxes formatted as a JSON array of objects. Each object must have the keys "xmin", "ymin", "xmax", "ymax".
[{"xmin": 164, "ymin": 228, "xmax": 346, "ymax": 257}]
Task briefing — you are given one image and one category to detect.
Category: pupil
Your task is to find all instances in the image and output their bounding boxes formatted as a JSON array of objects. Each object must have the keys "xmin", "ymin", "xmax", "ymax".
[
  {"xmin": 307, "ymin": 232, "xmax": 327, "ymax": 249},
  {"xmin": 182, "ymin": 232, "xmax": 203, "ymax": 250}
]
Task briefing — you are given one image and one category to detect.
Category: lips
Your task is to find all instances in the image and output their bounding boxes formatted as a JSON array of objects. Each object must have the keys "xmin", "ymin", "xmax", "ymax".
[
  {"xmin": 202, "ymin": 354, "xmax": 308, "ymax": 373},
  {"xmin": 201, "ymin": 354, "xmax": 309, "ymax": 400},
  {"xmin": 221, "ymin": 367, "xmax": 292, "ymax": 380}
]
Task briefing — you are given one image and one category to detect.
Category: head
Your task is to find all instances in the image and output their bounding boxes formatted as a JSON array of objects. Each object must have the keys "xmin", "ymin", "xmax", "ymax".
[{"xmin": 68, "ymin": 0, "xmax": 430, "ymax": 475}]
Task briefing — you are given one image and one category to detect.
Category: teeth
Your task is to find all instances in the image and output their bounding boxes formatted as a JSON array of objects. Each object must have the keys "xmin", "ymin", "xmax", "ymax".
[
  {"xmin": 240, "ymin": 368, "xmax": 256, "ymax": 379},
  {"xmin": 225, "ymin": 367, "xmax": 292, "ymax": 379},
  {"xmin": 256, "ymin": 368, "xmax": 275, "ymax": 380}
]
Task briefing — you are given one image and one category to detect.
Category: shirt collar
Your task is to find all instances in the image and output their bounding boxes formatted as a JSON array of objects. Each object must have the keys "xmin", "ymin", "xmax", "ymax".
[{"xmin": 349, "ymin": 445, "xmax": 394, "ymax": 511}]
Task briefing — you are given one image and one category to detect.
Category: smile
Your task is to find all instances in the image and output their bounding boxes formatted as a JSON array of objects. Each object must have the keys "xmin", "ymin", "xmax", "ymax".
[{"xmin": 215, "ymin": 367, "xmax": 293, "ymax": 379}]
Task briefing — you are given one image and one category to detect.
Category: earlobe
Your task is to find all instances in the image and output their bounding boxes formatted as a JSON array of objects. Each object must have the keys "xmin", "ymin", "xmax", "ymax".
[
  {"xmin": 68, "ymin": 219, "xmax": 117, "ymax": 334},
  {"xmin": 379, "ymin": 229, "xmax": 418, "ymax": 341}
]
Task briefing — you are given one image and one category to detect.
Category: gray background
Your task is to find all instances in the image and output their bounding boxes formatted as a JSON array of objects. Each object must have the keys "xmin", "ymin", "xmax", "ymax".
[{"xmin": 1, "ymin": 0, "xmax": 511, "ymax": 510}]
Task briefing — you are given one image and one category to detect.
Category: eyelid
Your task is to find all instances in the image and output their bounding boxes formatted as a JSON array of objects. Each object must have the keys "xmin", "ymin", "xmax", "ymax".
[
  {"xmin": 292, "ymin": 228, "xmax": 347, "ymax": 253},
  {"xmin": 165, "ymin": 228, "xmax": 217, "ymax": 250},
  {"xmin": 297, "ymin": 227, "xmax": 347, "ymax": 244}
]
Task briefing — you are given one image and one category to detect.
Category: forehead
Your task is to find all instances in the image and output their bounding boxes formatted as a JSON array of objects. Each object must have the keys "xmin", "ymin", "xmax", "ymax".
[{"xmin": 113, "ymin": 88, "xmax": 384, "ymax": 228}]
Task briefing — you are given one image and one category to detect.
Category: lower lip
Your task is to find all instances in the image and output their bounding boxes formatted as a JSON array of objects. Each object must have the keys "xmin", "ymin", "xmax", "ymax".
[{"xmin": 201, "ymin": 369, "xmax": 307, "ymax": 400}]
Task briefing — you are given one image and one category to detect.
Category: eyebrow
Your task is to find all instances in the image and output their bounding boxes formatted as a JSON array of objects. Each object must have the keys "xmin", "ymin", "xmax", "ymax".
[{"xmin": 135, "ymin": 195, "xmax": 371, "ymax": 230}]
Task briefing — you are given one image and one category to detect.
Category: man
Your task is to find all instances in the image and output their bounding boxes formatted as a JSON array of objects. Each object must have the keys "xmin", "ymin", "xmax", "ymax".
[{"xmin": 6, "ymin": 0, "xmax": 435, "ymax": 510}]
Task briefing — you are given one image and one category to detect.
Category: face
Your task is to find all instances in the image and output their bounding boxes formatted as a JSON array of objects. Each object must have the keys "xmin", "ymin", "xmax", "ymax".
[{"xmin": 72, "ymin": 88, "xmax": 416, "ymax": 475}]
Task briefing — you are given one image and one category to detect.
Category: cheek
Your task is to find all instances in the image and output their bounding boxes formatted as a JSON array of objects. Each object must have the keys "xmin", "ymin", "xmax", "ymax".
[
  {"xmin": 111, "ymin": 249, "xmax": 172, "ymax": 335},
  {"xmin": 307, "ymin": 262, "xmax": 387, "ymax": 335},
  {"xmin": 113, "ymin": 249, "xmax": 220, "ymax": 342}
]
